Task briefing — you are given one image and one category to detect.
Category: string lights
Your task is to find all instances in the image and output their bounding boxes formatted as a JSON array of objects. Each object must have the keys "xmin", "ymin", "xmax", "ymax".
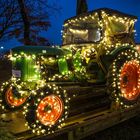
[
  {"xmin": 107, "ymin": 48, "xmax": 140, "ymax": 107},
  {"xmin": 23, "ymin": 84, "xmax": 69, "ymax": 135},
  {"xmin": 0, "ymin": 8, "xmax": 139, "ymax": 136},
  {"xmin": 0, "ymin": 78, "xmax": 29, "ymax": 110}
]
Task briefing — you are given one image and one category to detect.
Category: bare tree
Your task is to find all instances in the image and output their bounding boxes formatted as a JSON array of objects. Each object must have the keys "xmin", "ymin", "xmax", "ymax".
[
  {"xmin": 0, "ymin": 0, "xmax": 20, "ymax": 41},
  {"xmin": 0, "ymin": 0, "xmax": 60, "ymax": 45},
  {"xmin": 17, "ymin": 0, "xmax": 31, "ymax": 45}
]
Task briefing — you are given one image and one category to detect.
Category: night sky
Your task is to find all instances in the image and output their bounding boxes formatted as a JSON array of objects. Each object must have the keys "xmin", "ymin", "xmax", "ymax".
[{"xmin": 1, "ymin": 0, "xmax": 140, "ymax": 49}]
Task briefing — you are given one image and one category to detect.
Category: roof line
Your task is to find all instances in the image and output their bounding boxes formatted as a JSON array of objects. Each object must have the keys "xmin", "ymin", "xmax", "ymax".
[{"xmin": 64, "ymin": 8, "xmax": 137, "ymax": 23}]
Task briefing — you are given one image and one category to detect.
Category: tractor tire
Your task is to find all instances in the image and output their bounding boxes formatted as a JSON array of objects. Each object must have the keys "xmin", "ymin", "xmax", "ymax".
[
  {"xmin": 24, "ymin": 84, "xmax": 69, "ymax": 135},
  {"xmin": 107, "ymin": 48, "xmax": 140, "ymax": 107},
  {"xmin": 0, "ymin": 80, "xmax": 28, "ymax": 111}
]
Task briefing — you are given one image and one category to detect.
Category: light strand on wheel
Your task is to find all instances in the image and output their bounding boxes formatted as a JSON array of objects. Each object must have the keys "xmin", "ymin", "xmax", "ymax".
[
  {"xmin": 23, "ymin": 84, "xmax": 70, "ymax": 135},
  {"xmin": 109, "ymin": 49, "xmax": 140, "ymax": 107}
]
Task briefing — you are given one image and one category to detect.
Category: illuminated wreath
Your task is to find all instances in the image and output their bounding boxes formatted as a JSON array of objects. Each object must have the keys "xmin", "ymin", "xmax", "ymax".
[
  {"xmin": 23, "ymin": 84, "xmax": 69, "ymax": 135},
  {"xmin": 0, "ymin": 79, "xmax": 28, "ymax": 111},
  {"xmin": 107, "ymin": 48, "xmax": 140, "ymax": 107}
]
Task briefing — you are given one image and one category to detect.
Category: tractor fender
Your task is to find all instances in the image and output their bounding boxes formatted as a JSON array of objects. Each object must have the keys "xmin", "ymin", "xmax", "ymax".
[
  {"xmin": 110, "ymin": 46, "xmax": 136, "ymax": 58},
  {"xmin": 100, "ymin": 46, "xmax": 137, "ymax": 73}
]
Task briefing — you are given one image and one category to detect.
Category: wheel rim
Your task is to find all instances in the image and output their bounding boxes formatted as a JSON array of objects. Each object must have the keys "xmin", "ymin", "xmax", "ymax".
[
  {"xmin": 36, "ymin": 95, "xmax": 63, "ymax": 126},
  {"xmin": 6, "ymin": 87, "xmax": 27, "ymax": 107},
  {"xmin": 120, "ymin": 60, "xmax": 140, "ymax": 100}
]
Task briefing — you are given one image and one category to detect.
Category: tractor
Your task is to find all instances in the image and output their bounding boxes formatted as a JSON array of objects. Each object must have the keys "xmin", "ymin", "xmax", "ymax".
[{"xmin": 0, "ymin": 8, "xmax": 140, "ymax": 135}]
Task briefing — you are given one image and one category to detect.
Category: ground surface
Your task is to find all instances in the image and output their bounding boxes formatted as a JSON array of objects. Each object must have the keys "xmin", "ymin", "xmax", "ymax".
[{"xmin": 83, "ymin": 116, "xmax": 140, "ymax": 140}]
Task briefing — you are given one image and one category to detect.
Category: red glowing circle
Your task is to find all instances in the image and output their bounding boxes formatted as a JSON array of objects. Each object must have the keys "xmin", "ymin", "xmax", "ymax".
[
  {"xmin": 120, "ymin": 60, "xmax": 140, "ymax": 101},
  {"xmin": 36, "ymin": 95, "xmax": 63, "ymax": 126},
  {"xmin": 6, "ymin": 87, "xmax": 27, "ymax": 107}
]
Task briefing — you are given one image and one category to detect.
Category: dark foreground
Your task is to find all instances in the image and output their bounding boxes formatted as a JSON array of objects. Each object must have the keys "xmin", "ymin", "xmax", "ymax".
[
  {"xmin": 0, "ymin": 105, "xmax": 140, "ymax": 140},
  {"xmin": 84, "ymin": 116, "xmax": 140, "ymax": 140},
  {"xmin": 45, "ymin": 116, "xmax": 140, "ymax": 140}
]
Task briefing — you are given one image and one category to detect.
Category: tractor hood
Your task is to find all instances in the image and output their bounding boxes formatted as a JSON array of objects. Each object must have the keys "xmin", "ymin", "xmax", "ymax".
[{"xmin": 11, "ymin": 46, "xmax": 66, "ymax": 56}]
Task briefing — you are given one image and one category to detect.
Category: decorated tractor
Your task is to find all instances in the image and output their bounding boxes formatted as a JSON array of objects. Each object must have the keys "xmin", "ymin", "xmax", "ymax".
[{"xmin": 0, "ymin": 8, "xmax": 140, "ymax": 135}]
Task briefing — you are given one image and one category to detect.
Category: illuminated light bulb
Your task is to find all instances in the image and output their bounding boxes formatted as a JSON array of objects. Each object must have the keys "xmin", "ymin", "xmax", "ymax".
[
  {"xmin": 33, "ymin": 124, "xmax": 36, "ymax": 127},
  {"xmin": 129, "ymin": 94, "xmax": 132, "ymax": 97},
  {"xmin": 120, "ymin": 102, "xmax": 123, "ymax": 105},
  {"xmin": 132, "ymin": 92, "xmax": 136, "ymax": 95},
  {"xmin": 41, "ymin": 129, "xmax": 46, "ymax": 134},
  {"xmin": 37, "ymin": 131, "xmax": 40, "ymax": 135},
  {"xmin": 48, "ymin": 110, "xmax": 51, "ymax": 113}
]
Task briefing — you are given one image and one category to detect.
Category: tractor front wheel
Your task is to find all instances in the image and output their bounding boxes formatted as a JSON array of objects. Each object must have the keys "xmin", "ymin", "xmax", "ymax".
[
  {"xmin": 0, "ymin": 81, "xmax": 28, "ymax": 111},
  {"xmin": 24, "ymin": 84, "xmax": 69, "ymax": 135}
]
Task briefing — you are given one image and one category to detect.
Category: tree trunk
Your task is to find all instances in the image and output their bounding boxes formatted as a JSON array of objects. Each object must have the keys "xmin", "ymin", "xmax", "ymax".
[{"xmin": 17, "ymin": 0, "xmax": 31, "ymax": 45}]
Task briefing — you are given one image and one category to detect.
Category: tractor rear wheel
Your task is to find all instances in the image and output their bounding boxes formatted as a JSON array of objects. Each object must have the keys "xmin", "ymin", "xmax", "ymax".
[
  {"xmin": 107, "ymin": 48, "xmax": 140, "ymax": 107},
  {"xmin": 24, "ymin": 84, "xmax": 69, "ymax": 135}
]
